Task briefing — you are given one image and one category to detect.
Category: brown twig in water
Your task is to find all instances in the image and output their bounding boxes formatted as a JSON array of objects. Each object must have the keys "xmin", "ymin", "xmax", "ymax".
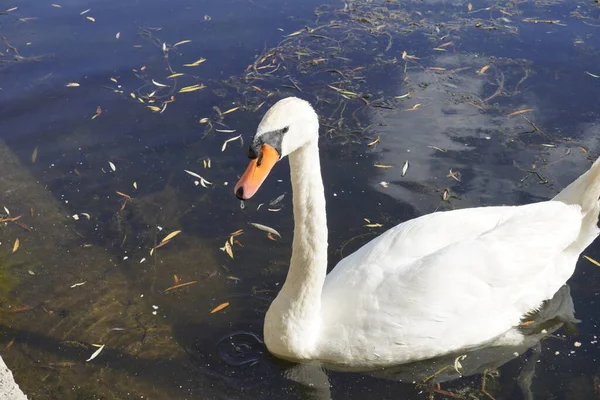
[
  {"xmin": 522, "ymin": 115, "xmax": 553, "ymax": 141},
  {"xmin": 484, "ymin": 71, "xmax": 505, "ymax": 103}
]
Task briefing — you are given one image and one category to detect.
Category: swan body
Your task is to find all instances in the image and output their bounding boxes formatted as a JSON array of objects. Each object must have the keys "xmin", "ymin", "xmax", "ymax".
[{"xmin": 234, "ymin": 97, "xmax": 600, "ymax": 368}]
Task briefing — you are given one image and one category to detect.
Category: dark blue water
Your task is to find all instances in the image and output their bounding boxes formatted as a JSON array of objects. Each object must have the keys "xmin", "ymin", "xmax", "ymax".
[{"xmin": 2, "ymin": 0, "xmax": 600, "ymax": 398}]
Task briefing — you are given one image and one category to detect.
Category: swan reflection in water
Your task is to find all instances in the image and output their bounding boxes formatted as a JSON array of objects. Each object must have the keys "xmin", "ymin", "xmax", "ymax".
[{"xmin": 185, "ymin": 284, "xmax": 577, "ymax": 400}]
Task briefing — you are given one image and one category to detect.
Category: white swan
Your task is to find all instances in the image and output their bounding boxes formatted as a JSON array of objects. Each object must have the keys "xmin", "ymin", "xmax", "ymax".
[{"xmin": 233, "ymin": 96, "xmax": 600, "ymax": 368}]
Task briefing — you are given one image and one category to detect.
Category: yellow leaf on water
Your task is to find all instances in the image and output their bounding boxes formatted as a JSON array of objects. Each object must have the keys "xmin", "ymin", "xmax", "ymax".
[
  {"xmin": 210, "ymin": 302, "xmax": 230, "ymax": 314},
  {"xmin": 147, "ymin": 106, "xmax": 161, "ymax": 112},
  {"xmin": 167, "ymin": 73, "xmax": 184, "ymax": 79},
  {"xmin": 364, "ymin": 223, "xmax": 383, "ymax": 228},
  {"xmin": 183, "ymin": 57, "xmax": 206, "ymax": 67},
  {"xmin": 583, "ymin": 255, "xmax": 600, "ymax": 267},
  {"xmin": 222, "ymin": 106, "xmax": 240, "ymax": 115},
  {"xmin": 174, "ymin": 40, "xmax": 192, "ymax": 46},
  {"xmin": 468, "ymin": 2, "xmax": 473, "ymax": 11},
  {"xmin": 31, "ymin": 146, "xmax": 38, "ymax": 164},
  {"xmin": 86, "ymin": 16, "xmax": 95, "ymax": 22},
  {"xmin": 478, "ymin": 65, "xmax": 491, "ymax": 75},
  {"xmin": 224, "ymin": 241, "xmax": 233, "ymax": 259},
  {"xmin": 66, "ymin": 82, "xmax": 80, "ymax": 87},
  {"xmin": 12, "ymin": 238, "xmax": 19, "ymax": 253},
  {"xmin": 367, "ymin": 136, "xmax": 380, "ymax": 146},
  {"xmin": 178, "ymin": 84, "xmax": 205, "ymax": 93},
  {"xmin": 286, "ymin": 29, "xmax": 304, "ymax": 37},
  {"xmin": 161, "ymin": 230, "xmax": 182, "ymax": 244},
  {"xmin": 374, "ymin": 164, "xmax": 393, "ymax": 168}
]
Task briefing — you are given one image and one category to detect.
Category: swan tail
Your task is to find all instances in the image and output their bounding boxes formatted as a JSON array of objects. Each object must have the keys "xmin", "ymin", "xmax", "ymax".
[{"xmin": 553, "ymin": 156, "xmax": 600, "ymax": 251}]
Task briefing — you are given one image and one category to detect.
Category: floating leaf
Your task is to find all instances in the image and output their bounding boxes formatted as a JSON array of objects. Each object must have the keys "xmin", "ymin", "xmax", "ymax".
[
  {"xmin": 167, "ymin": 73, "xmax": 184, "ymax": 79},
  {"xmin": 147, "ymin": 106, "xmax": 161, "ymax": 112},
  {"xmin": 210, "ymin": 302, "xmax": 230, "ymax": 314},
  {"xmin": 86, "ymin": 344, "xmax": 105, "ymax": 362},
  {"xmin": 183, "ymin": 57, "xmax": 206, "ymax": 67},
  {"xmin": 115, "ymin": 191, "xmax": 131, "ymax": 199},
  {"xmin": 86, "ymin": 16, "xmax": 95, "ymax": 22},
  {"xmin": 230, "ymin": 229, "xmax": 244, "ymax": 237},
  {"xmin": 585, "ymin": 71, "xmax": 600, "ymax": 78},
  {"xmin": 407, "ymin": 103, "xmax": 421, "ymax": 111},
  {"xmin": 364, "ymin": 223, "xmax": 383, "ymax": 228},
  {"xmin": 116, "ymin": 32, "xmax": 120, "ymax": 39},
  {"xmin": 367, "ymin": 136, "xmax": 380, "ymax": 146},
  {"xmin": 507, "ymin": 108, "xmax": 534, "ymax": 117},
  {"xmin": 402, "ymin": 160, "xmax": 409, "ymax": 176},
  {"xmin": 220, "ymin": 241, "xmax": 234, "ymax": 259},
  {"xmin": 161, "ymin": 230, "xmax": 182, "ymax": 244},
  {"xmin": 108, "ymin": 161, "xmax": 116, "ymax": 171},
  {"xmin": 286, "ymin": 29, "xmax": 304, "ymax": 37},
  {"xmin": 179, "ymin": 84, "xmax": 205, "ymax": 93},
  {"xmin": 583, "ymin": 255, "xmax": 600, "ymax": 267},
  {"xmin": 51, "ymin": 4, "xmax": 62, "ymax": 8},
  {"xmin": 174, "ymin": 40, "xmax": 192, "ymax": 46},
  {"xmin": 164, "ymin": 280, "xmax": 198, "ymax": 293},
  {"xmin": 66, "ymin": 82, "xmax": 80, "ymax": 87},
  {"xmin": 31, "ymin": 147, "xmax": 38, "ymax": 164},
  {"xmin": 374, "ymin": 164, "xmax": 393, "ymax": 168},
  {"xmin": 222, "ymin": 106, "xmax": 240, "ymax": 115},
  {"xmin": 478, "ymin": 65, "xmax": 491, "ymax": 75},
  {"xmin": 80, "ymin": 8, "xmax": 90, "ymax": 14},
  {"xmin": 152, "ymin": 79, "xmax": 168, "ymax": 87},
  {"xmin": 468, "ymin": 2, "xmax": 473, "ymax": 11},
  {"xmin": 12, "ymin": 239, "xmax": 19, "ymax": 253},
  {"xmin": 183, "ymin": 170, "xmax": 212, "ymax": 186},
  {"xmin": 221, "ymin": 135, "xmax": 242, "ymax": 152},
  {"xmin": 249, "ymin": 222, "xmax": 281, "ymax": 238}
]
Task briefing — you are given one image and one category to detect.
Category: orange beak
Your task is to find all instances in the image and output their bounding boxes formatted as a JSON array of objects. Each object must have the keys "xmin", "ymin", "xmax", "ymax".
[{"xmin": 234, "ymin": 144, "xmax": 280, "ymax": 200}]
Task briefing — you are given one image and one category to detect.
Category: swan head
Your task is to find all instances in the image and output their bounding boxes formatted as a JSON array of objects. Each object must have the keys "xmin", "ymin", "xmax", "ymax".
[{"xmin": 234, "ymin": 97, "xmax": 318, "ymax": 200}]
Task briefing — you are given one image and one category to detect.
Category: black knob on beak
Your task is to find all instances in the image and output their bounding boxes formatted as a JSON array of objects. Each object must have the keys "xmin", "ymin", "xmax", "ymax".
[{"xmin": 235, "ymin": 186, "xmax": 245, "ymax": 200}]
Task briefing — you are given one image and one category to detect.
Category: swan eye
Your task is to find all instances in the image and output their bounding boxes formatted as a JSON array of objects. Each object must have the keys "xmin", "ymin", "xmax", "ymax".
[{"xmin": 282, "ymin": 126, "xmax": 289, "ymax": 134}]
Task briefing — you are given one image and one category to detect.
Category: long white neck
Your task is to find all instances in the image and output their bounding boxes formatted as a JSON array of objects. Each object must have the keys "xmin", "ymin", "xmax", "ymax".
[{"xmin": 263, "ymin": 139, "xmax": 328, "ymax": 360}]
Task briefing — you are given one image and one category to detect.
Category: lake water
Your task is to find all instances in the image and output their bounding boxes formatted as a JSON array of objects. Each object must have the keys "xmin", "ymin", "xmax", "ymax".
[{"xmin": 1, "ymin": 0, "xmax": 600, "ymax": 399}]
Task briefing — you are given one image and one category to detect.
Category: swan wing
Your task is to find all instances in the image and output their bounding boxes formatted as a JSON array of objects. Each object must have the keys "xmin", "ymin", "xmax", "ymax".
[{"xmin": 319, "ymin": 201, "xmax": 582, "ymax": 364}]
